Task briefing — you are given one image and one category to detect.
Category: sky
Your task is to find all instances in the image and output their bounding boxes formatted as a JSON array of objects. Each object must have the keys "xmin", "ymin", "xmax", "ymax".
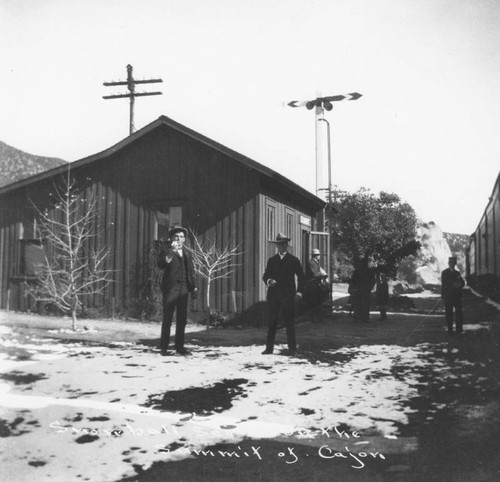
[{"xmin": 1, "ymin": 0, "xmax": 499, "ymax": 234}]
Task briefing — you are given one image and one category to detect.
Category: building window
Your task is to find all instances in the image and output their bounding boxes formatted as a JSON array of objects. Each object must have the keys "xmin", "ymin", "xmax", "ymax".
[
  {"xmin": 18, "ymin": 239, "xmax": 45, "ymax": 277},
  {"xmin": 155, "ymin": 206, "xmax": 183, "ymax": 240},
  {"xmin": 286, "ymin": 212, "xmax": 293, "ymax": 244},
  {"xmin": 266, "ymin": 205, "xmax": 275, "ymax": 241}
]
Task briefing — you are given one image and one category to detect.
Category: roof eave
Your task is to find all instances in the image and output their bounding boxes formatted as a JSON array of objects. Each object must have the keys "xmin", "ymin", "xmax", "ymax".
[{"xmin": 0, "ymin": 116, "xmax": 326, "ymax": 209}]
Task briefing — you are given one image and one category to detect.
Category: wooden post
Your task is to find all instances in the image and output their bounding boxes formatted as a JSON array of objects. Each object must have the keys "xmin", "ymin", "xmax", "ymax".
[{"xmin": 103, "ymin": 65, "xmax": 163, "ymax": 136}]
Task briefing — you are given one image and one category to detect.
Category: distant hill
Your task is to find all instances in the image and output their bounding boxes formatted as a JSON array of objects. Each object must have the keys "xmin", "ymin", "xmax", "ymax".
[
  {"xmin": 398, "ymin": 221, "xmax": 468, "ymax": 286},
  {"xmin": 444, "ymin": 232, "xmax": 469, "ymax": 272},
  {"xmin": 0, "ymin": 141, "xmax": 67, "ymax": 188}
]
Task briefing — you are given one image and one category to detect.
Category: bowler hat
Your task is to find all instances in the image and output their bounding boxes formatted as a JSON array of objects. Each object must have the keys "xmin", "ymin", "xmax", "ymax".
[
  {"xmin": 168, "ymin": 225, "xmax": 188, "ymax": 238},
  {"xmin": 271, "ymin": 232, "xmax": 291, "ymax": 243},
  {"xmin": 448, "ymin": 256, "xmax": 457, "ymax": 262},
  {"xmin": 311, "ymin": 248, "xmax": 320, "ymax": 255}
]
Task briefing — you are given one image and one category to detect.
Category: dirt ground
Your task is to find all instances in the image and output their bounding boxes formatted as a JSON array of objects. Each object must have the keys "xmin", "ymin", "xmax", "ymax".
[{"xmin": 1, "ymin": 287, "xmax": 500, "ymax": 481}]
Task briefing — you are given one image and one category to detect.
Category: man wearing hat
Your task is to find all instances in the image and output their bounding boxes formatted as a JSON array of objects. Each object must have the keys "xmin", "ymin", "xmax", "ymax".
[
  {"xmin": 157, "ymin": 226, "xmax": 197, "ymax": 355},
  {"xmin": 305, "ymin": 248, "xmax": 329, "ymax": 322},
  {"xmin": 308, "ymin": 249, "xmax": 327, "ymax": 279},
  {"xmin": 441, "ymin": 256, "xmax": 465, "ymax": 334},
  {"xmin": 262, "ymin": 233, "xmax": 305, "ymax": 355}
]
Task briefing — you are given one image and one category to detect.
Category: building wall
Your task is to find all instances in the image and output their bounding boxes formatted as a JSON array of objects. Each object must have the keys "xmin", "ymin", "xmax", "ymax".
[
  {"xmin": 0, "ymin": 124, "xmax": 323, "ymax": 314},
  {"xmin": 257, "ymin": 193, "xmax": 317, "ymax": 301}
]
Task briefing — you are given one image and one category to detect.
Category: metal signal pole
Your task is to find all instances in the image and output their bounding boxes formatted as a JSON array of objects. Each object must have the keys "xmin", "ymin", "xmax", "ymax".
[
  {"xmin": 318, "ymin": 117, "xmax": 332, "ymax": 203},
  {"xmin": 103, "ymin": 64, "xmax": 163, "ymax": 135},
  {"xmin": 288, "ymin": 92, "xmax": 362, "ymax": 288},
  {"xmin": 287, "ymin": 92, "xmax": 362, "ymax": 199}
]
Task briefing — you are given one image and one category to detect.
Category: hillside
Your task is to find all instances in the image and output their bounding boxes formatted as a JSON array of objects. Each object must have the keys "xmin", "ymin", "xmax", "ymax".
[
  {"xmin": 0, "ymin": 141, "xmax": 66, "ymax": 188},
  {"xmin": 398, "ymin": 221, "xmax": 468, "ymax": 286},
  {"xmin": 444, "ymin": 232, "xmax": 469, "ymax": 272}
]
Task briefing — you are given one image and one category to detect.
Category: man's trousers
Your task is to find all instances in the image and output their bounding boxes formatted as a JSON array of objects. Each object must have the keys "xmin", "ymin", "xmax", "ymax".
[
  {"xmin": 266, "ymin": 296, "xmax": 296, "ymax": 352},
  {"xmin": 161, "ymin": 282, "xmax": 189, "ymax": 351},
  {"xmin": 444, "ymin": 297, "xmax": 463, "ymax": 334}
]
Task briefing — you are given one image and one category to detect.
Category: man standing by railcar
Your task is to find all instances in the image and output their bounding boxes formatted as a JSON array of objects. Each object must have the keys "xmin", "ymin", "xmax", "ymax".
[
  {"xmin": 262, "ymin": 233, "xmax": 305, "ymax": 356},
  {"xmin": 441, "ymin": 256, "xmax": 465, "ymax": 334},
  {"xmin": 157, "ymin": 226, "xmax": 197, "ymax": 355}
]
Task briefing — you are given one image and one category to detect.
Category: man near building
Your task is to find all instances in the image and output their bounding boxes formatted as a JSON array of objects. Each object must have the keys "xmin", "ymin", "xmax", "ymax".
[
  {"xmin": 351, "ymin": 256, "xmax": 376, "ymax": 322},
  {"xmin": 441, "ymin": 256, "xmax": 465, "ymax": 334},
  {"xmin": 262, "ymin": 233, "xmax": 305, "ymax": 355},
  {"xmin": 305, "ymin": 248, "xmax": 329, "ymax": 322},
  {"xmin": 157, "ymin": 226, "xmax": 197, "ymax": 355}
]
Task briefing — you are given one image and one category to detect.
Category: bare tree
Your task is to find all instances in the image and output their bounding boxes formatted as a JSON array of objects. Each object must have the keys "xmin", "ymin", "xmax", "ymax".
[
  {"xmin": 27, "ymin": 174, "xmax": 113, "ymax": 330},
  {"xmin": 187, "ymin": 229, "xmax": 242, "ymax": 326}
]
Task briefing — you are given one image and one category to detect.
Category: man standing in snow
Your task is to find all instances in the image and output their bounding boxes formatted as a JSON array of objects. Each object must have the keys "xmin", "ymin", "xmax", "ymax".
[
  {"xmin": 262, "ymin": 233, "xmax": 305, "ymax": 355},
  {"xmin": 157, "ymin": 226, "xmax": 197, "ymax": 355},
  {"xmin": 441, "ymin": 256, "xmax": 465, "ymax": 334}
]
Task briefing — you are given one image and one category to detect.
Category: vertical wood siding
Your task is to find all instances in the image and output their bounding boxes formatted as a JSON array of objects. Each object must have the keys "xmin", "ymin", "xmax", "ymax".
[{"xmin": 0, "ymin": 124, "xmax": 322, "ymax": 314}]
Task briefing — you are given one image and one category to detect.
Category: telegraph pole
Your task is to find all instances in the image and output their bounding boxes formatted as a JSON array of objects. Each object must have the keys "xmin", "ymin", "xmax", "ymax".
[{"xmin": 103, "ymin": 64, "xmax": 163, "ymax": 135}]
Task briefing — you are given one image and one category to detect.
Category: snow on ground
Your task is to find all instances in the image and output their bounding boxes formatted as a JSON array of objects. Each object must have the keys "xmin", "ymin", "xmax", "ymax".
[
  {"xmin": 463, "ymin": 323, "xmax": 492, "ymax": 331},
  {"xmin": 403, "ymin": 292, "xmax": 441, "ymax": 299},
  {"xmin": 0, "ymin": 326, "xmax": 479, "ymax": 481}
]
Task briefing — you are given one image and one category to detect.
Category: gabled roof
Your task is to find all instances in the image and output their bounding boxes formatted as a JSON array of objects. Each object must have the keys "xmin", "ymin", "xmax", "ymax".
[{"xmin": 0, "ymin": 115, "xmax": 325, "ymax": 208}]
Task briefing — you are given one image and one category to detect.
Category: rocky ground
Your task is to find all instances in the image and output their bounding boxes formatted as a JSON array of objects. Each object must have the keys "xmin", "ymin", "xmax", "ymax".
[{"xmin": 0, "ymin": 288, "xmax": 499, "ymax": 482}]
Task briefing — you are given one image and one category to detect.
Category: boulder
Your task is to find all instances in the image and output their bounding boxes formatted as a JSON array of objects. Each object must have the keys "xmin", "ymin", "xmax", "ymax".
[{"xmin": 398, "ymin": 221, "xmax": 452, "ymax": 286}]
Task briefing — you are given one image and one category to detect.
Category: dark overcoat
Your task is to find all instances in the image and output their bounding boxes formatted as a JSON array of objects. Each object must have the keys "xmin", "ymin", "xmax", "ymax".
[
  {"xmin": 263, "ymin": 253, "xmax": 305, "ymax": 301},
  {"xmin": 157, "ymin": 249, "xmax": 196, "ymax": 293},
  {"xmin": 441, "ymin": 268, "xmax": 465, "ymax": 300}
]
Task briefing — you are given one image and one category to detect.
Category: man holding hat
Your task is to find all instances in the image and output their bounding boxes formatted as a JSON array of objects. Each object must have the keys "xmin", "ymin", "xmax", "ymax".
[
  {"xmin": 157, "ymin": 226, "xmax": 197, "ymax": 355},
  {"xmin": 441, "ymin": 256, "xmax": 465, "ymax": 334},
  {"xmin": 262, "ymin": 233, "xmax": 305, "ymax": 355}
]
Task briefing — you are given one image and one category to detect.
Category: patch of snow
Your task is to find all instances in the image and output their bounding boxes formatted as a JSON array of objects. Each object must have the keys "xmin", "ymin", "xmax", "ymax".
[
  {"xmin": 0, "ymin": 330, "xmax": 484, "ymax": 481},
  {"xmin": 0, "ymin": 325, "xmax": 12, "ymax": 335},
  {"xmin": 463, "ymin": 323, "xmax": 491, "ymax": 331},
  {"xmin": 404, "ymin": 292, "xmax": 441, "ymax": 299},
  {"xmin": 48, "ymin": 328, "xmax": 98, "ymax": 334}
]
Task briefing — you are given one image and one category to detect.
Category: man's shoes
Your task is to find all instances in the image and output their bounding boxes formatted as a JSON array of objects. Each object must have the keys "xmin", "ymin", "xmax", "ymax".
[
  {"xmin": 176, "ymin": 348, "xmax": 191, "ymax": 356},
  {"xmin": 261, "ymin": 349, "xmax": 273, "ymax": 355},
  {"xmin": 160, "ymin": 350, "xmax": 170, "ymax": 356},
  {"xmin": 287, "ymin": 349, "xmax": 297, "ymax": 357}
]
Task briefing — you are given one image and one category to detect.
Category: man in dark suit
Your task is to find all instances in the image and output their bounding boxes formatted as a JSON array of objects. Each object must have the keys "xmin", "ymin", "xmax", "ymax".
[
  {"xmin": 157, "ymin": 226, "xmax": 197, "ymax": 355},
  {"xmin": 262, "ymin": 233, "xmax": 305, "ymax": 355},
  {"xmin": 351, "ymin": 256, "xmax": 376, "ymax": 323},
  {"xmin": 441, "ymin": 256, "xmax": 465, "ymax": 334},
  {"xmin": 305, "ymin": 248, "xmax": 329, "ymax": 322}
]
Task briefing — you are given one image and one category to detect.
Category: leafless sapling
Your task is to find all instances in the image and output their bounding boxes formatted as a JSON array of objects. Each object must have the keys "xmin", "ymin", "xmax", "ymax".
[
  {"xmin": 187, "ymin": 229, "xmax": 242, "ymax": 327},
  {"xmin": 27, "ymin": 174, "xmax": 113, "ymax": 330}
]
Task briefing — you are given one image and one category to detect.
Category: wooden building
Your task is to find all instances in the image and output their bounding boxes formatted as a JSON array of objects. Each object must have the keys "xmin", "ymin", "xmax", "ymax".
[{"xmin": 0, "ymin": 115, "xmax": 326, "ymax": 315}]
